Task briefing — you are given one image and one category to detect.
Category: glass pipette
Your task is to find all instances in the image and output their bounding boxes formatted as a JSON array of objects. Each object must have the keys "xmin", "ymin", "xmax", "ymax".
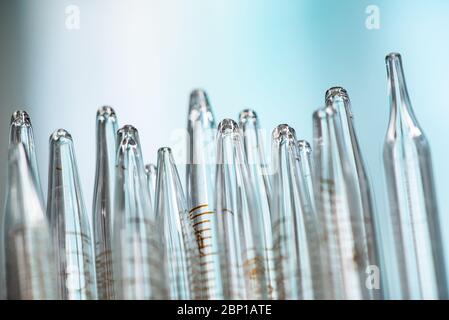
[
  {"xmin": 383, "ymin": 53, "xmax": 448, "ymax": 299},
  {"xmin": 113, "ymin": 125, "xmax": 167, "ymax": 300},
  {"xmin": 92, "ymin": 106, "xmax": 118, "ymax": 300},
  {"xmin": 327, "ymin": 87, "xmax": 381, "ymax": 299},
  {"xmin": 239, "ymin": 109, "xmax": 276, "ymax": 299},
  {"xmin": 271, "ymin": 124, "xmax": 322, "ymax": 299},
  {"xmin": 214, "ymin": 118, "xmax": 268, "ymax": 300},
  {"xmin": 186, "ymin": 89, "xmax": 223, "ymax": 299},
  {"xmin": 47, "ymin": 129, "xmax": 97, "ymax": 300},
  {"xmin": 313, "ymin": 87, "xmax": 381, "ymax": 299},
  {"xmin": 2, "ymin": 111, "xmax": 48, "ymax": 299},
  {"xmin": 155, "ymin": 147, "xmax": 194, "ymax": 299},
  {"xmin": 3, "ymin": 142, "xmax": 58, "ymax": 299},
  {"xmin": 9, "ymin": 111, "xmax": 44, "ymax": 204}
]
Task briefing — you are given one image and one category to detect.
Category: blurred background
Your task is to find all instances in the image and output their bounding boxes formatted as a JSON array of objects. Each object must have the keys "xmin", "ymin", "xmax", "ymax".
[{"xmin": 1, "ymin": 0, "xmax": 449, "ymax": 298}]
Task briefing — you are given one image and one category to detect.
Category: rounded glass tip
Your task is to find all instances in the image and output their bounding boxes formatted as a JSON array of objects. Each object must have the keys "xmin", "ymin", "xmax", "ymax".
[
  {"xmin": 97, "ymin": 106, "xmax": 116, "ymax": 120},
  {"xmin": 238, "ymin": 109, "xmax": 258, "ymax": 125},
  {"xmin": 117, "ymin": 125, "xmax": 138, "ymax": 138},
  {"xmin": 297, "ymin": 140, "xmax": 312, "ymax": 154},
  {"xmin": 272, "ymin": 124, "xmax": 297, "ymax": 143},
  {"xmin": 189, "ymin": 89, "xmax": 211, "ymax": 111},
  {"xmin": 117, "ymin": 125, "xmax": 140, "ymax": 149},
  {"xmin": 50, "ymin": 129, "xmax": 73, "ymax": 144},
  {"xmin": 217, "ymin": 118, "xmax": 239, "ymax": 135},
  {"xmin": 145, "ymin": 163, "xmax": 157, "ymax": 175},
  {"xmin": 188, "ymin": 89, "xmax": 215, "ymax": 126},
  {"xmin": 10, "ymin": 110, "xmax": 32, "ymax": 127},
  {"xmin": 157, "ymin": 146, "xmax": 172, "ymax": 155},
  {"xmin": 385, "ymin": 52, "xmax": 402, "ymax": 62},
  {"xmin": 325, "ymin": 86, "xmax": 349, "ymax": 103}
]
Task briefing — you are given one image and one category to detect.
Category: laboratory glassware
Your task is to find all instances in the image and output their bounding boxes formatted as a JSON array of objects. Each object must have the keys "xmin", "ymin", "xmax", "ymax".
[
  {"xmin": 271, "ymin": 124, "xmax": 322, "ymax": 299},
  {"xmin": 239, "ymin": 109, "xmax": 276, "ymax": 299},
  {"xmin": 92, "ymin": 106, "xmax": 118, "ymax": 300},
  {"xmin": 47, "ymin": 129, "xmax": 97, "ymax": 300},
  {"xmin": 214, "ymin": 118, "xmax": 268, "ymax": 300},
  {"xmin": 330, "ymin": 87, "xmax": 381, "ymax": 299},
  {"xmin": 9, "ymin": 111, "xmax": 44, "ymax": 203},
  {"xmin": 155, "ymin": 147, "xmax": 194, "ymax": 299},
  {"xmin": 383, "ymin": 53, "xmax": 447, "ymax": 299},
  {"xmin": 145, "ymin": 164, "xmax": 157, "ymax": 212},
  {"xmin": 2, "ymin": 110, "xmax": 48, "ymax": 299},
  {"xmin": 113, "ymin": 125, "xmax": 167, "ymax": 300},
  {"xmin": 3, "ymin": 142, "xmax": 58, "ymax": 299},
  {"xmin": 313, "ymin": 87, "xmax": 381, "ymax": 299},
  {"xmin": 186, "ymin": 89, "xmax": 223, "ymax": 299}
]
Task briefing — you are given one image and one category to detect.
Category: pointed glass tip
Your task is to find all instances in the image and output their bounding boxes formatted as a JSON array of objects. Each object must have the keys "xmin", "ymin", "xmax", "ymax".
[
  {"xmin": 188, "ymin": 89, "xmax": 215, "ymax": 128},
  {"xmin": 145, "ymin": 163, "xmax": 157, "ymax": 175},
  {"xmin": 189, "ymin": 89, "xmax": 210, "ymax": 110},
  {"xmin": 97, "ymin": 106, "xmax": 117, "ymax": 119},
  {"xmin": 386, "ymin": 52, "xmax": 402, "ymax": 62},
  {"xmin": 50, "ymin": 129, "xmax": 73, "ymax": 144},
  {"xmin": 117, "ymin": 125, "xmax": 140, "ymax": 149},
  {"xmin": 325, "ymin": 87, "xmax": 349, "ymax": 103},
  {"xmin": 238, "ymin": 109, "xmax": 258, "ymax": 124},
  {"xmin": 297, "ymin": 140, "xmax": 312, "ymax": 153},
  {"xmin": 157, "ymin": 147, "xmax": 172, "ymax": 155},
  {"xmin": 217, "ymin": 118, "xmax": 239, "ymax": 135},
  {"xmin": 10, "ymin": 110, "xmax": 32, "ymax": 127},
  {"xmin": 272, "ymin": 124, "xmax": 297, "ymax": 143},
  {"xmin": 117, "ymin": 125, "xmax": 138, "ymax": 138}
]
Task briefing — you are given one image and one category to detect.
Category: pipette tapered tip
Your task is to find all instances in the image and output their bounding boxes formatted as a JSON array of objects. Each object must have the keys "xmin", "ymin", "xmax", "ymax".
[
  {"xmin": 272, "ymin": 124, "xmax": 297, "ymax": 141},
  {"xmin": 50, "ymin": 129, "xmax": 73, "ymax": 144},
  {"xmin": 97, "ymin": 106, "xmax": 117, "ymax": 119},
  {"xmin": 217, "ymin": 118, "xmax": 239, "ymax": 135},
  {"xmin": 238, "ymin": 109, "xmax": 258, "ymax": 125},
  {"xmin": 325, "ymin": 87, "xmax": 349, "ymax": 102},
  {"xmin": 386, "ymin": 52, "xmax": 402, "ymax": 61},
  {"xmin": 117, "ymin": 125, "xmax": 141, "ymax": 151},
  {"xmin": 188, "ymin": 89, "xmax": 216, "ymax": 131},
  {"xmin": 157, "ymin": 147, "xmax": 172, "ymax": 156},
  {"xmin": 145, "ymin": 163, "xmax": 157, "ymax": 175},
  {"xmin": 10, "ymin": 110, "xmax": 32, "ymax": 127},
  {"xmin": 297, "ymin": 140, "xmax": 312, "ymax": 154},
  {"xmin": 189, "ymin": 89, "xmax": 211, "ymax": 112},
  {"xmin": 117, "ymin": 125, "xmax": 138, "ymax": 137}
]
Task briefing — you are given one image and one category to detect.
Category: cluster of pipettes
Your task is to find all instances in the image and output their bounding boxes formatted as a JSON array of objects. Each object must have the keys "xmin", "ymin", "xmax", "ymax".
[{"xmin": 0, "ymin": 53, "xmax": 447, "ymax": 300}]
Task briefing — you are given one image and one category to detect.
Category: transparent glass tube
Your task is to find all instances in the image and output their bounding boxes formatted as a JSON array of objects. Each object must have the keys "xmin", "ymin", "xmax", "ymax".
[
  {"xmin": 92, "ymin": 106, "xmax": 118, "ymax": 300},
  {"xmin": 47, "ymin": 129, "xmax": 97, "ymax": 300},
  {"xmin": 155, "ymin": 147, "xmax": 194, "ymax": 299},
  {"xmin": 271, "ymin": 124, "xmax": 322, "ymax": 299},
  {"xmin": 2, "ymin": 110, "xmax": 47, "ymax": 299},
  {"xmin": 186, "ymin": 89, "xmax": 223, "ymax": 299},
  {"xmin": 214, "ymin": 119, "xmax": 268, "ymax": 300},
  {"xmin": 383, "ymin": 53, "xmax": 447, "ymax": 299},
  {"xmin": 328, "ymin": 87, "xmax": 381, "ymax": 299},
  {"xmin": 9, "ymin": 111, "xmax": 44, "ymax": 204},
  {"xmin": 313, "ymin": 86, "xmax": 381, "ymax": 299},
  {"xmin": 113, "ymin": 125, "xmax": 167, "ymax": 300},
  {"xmin": 145, "ymin": 163, "xmax": 157, "ymax": 212},
  {"xmin": 239, "ymin": 109, "xmax": 276, "ymax": 299},
  {"xmin": 3, "ymin": 142, "xmax": 58, "ymax": 299}
]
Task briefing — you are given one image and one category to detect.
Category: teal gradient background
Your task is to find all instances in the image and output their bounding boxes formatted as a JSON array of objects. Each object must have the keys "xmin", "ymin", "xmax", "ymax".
[{"xmin": 1, "ymin": 0, "xmax": 449, "ymax": 298}]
